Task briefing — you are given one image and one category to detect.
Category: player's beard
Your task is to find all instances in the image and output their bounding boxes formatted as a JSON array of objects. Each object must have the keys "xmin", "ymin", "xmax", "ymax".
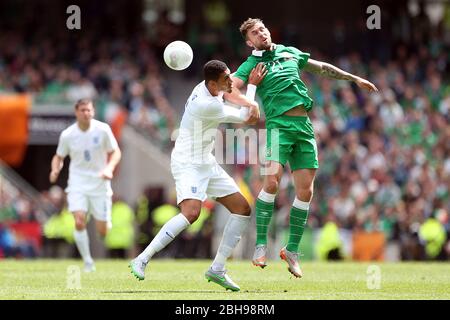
[{"xmin": 256, "ymin": 40, "xmax": 271, "ymax": 51}]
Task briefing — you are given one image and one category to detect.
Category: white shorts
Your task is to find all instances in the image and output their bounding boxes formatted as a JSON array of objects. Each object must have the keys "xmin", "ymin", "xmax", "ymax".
[
  {"xmin": 171, "ymin": 161, "xmax": 240, "ymax": 205},
  {"xmin": 67, "ymin": 192, "xmax": 112, "ymax": 228}
]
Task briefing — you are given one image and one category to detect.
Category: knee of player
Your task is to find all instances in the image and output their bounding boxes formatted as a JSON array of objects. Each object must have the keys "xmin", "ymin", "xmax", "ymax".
[
  {"xmin": 98, "ymin": 228, "xmax": 108, "ymax": 238},
  {"xmin": 75, "ymin": 220, "xmax": 86, "ymax": 231},
  {"xmin": 183, "ymin": 210, "xmax": 201, "ymax": 224},
  {"xmin": 296, "ymin": 189, "xmax": 314, "ymax": 202},
  {"xmin": 232, "ymin": 202, "xmax": 252, "ymax": 217},
  {"xmin": 73, "ymin": 212, "xmax": 86, "ymax": 230},
  {"xmin": 240, "ymin": 202, "xmax": 252, "ymax": 216},
  {"xmin": 264, "ymin": 179, "xmax": 279, "ymax": 194}
]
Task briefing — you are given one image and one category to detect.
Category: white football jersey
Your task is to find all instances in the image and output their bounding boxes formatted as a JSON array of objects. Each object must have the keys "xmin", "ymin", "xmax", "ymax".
[
  {"xmin": 171, "ymin": 81, "xmax": 246, "ymax": 165},
  {"xmin": 56, "ymin": 119, "xmax": 119, "ymax": 196}
]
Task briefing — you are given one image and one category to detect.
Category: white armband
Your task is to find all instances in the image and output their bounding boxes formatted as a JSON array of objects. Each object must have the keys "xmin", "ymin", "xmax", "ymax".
[
  {"xmin": 222, "ymin": 105, "xmax": 247, "ymax": 123},
  {"xmin": 246, "ymin": 84, "xmax": 257, "ymax": 100},
  {"xmin": 239, "ymin": 107, "xmax": 249, "ymax": 120},
  {"xmin": 239, "ymin": 84, "xmax": 257, "ymax": 121}
]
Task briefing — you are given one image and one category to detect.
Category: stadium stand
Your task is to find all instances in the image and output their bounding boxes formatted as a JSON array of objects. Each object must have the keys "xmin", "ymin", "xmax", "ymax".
[{"xmin": 0, "ymin": 0, "xmax": 448, "ymax": 261}]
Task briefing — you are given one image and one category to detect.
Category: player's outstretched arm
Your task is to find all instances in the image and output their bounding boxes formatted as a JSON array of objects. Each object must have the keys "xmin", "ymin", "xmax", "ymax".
[
  {"xmin": 224, "ymin": 79, "xmax": 259, "ymax": 123},
  {"xmin": 242, "ymin": 63, "xmax": 267, "ymax": 124},
  {"xmin": 49, "ymin": 154, "xmax": 64, "ymax": 183},
  {"xmin": 304, "ymin": 58, "xmax": 378, "ymax": 92},
  {"xmin": 224, "ymin": 79, "xmax": 257, "ymax": 107},
  {"xmin": 224, "ymin": 63, "xmax": 267, "ymax": 124},
  {"xmin": 101, "ymin": 147, "xmax": 122, "ymax": 180}
]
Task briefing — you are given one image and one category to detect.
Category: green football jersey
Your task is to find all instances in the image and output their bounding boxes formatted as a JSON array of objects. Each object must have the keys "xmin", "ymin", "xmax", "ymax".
[{"xmin": 234, "ymin": 44, "xmax": 313, "ymax": 120}]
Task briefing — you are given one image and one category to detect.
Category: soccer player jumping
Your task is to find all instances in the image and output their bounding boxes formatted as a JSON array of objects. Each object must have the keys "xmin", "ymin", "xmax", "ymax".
[
  {"xmin": 226, "ymin": 18, "xmax": 378, "ymax": 278},
  {"xmin": 129, "ymin": 60, "xmax": 266, "ymax": 291}
]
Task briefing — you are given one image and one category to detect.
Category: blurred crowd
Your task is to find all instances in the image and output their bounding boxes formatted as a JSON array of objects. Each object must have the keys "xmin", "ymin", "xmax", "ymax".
[
  {"xmin": 0, "ymin": 177, "xmax": 42, "ymax": 258},
  {"xmin": 1, "ymin": 1, "xmax": 449, "ymax": 260},
  {"xmin": 0, "ymin": 6, "xmax": 180, "ymax": 150}
]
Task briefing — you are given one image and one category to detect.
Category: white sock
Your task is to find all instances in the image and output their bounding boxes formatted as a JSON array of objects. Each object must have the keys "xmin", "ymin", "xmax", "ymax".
[
  {"xmin": 211, "ymin": 214, "xmax": 251, "ymax": 272},
  {"xmin": 73, "ymin": 229, "xmax": 93, "ymax": 264},
  {"xmin": 137, "ymin": 213, "xmax": 190, "ymax": 263},
  {"xmin": 258, "ymin": 189, "xmax": 276, "ymax": 203},
  {"xmin": 293, "ymin": 198, "xmax": 310, "ymax": 210}
]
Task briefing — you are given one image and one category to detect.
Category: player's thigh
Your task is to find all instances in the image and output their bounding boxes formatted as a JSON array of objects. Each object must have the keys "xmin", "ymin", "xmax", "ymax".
[
  {"xmin": 261, "ymin": 160, "xmax": 284, "ymax": 184},
  {"xmin": 216, "ymin": 192, "xmax": 251, "ymax": 216},
  {"xmin": 67, "ymin": 192, "xmax": 89, "ymax": 213},
  {"xmin": 265, "ymin": 126, "xmax": 292, "ymax": 170},
  {"xmin": 288, "ymin": 120, "xmax": 319, "ymax": 172},
  {"xmin": 264, "ymin": 123, "xmax": 295, "ymax": 191},
  {"xmin": 95, "ymin": 220, "xmax": 108, "ymax": 237},
  {"xmin": 206, "ymin": 164, "xmax": 241, "ymax": 203},
  {"xmin": 88, "ymin": 195, "xmax": 112, "ymax": 233},
  {"xmin": 292, "ymin": 168, "xmax": 317, "ymax": 191},
  {"xmin": 67, "ymin": 192, "xmax": 89, "ymax": 227},
  {"xmin": 288, "ymin": 147, "xmax": 319, "ymax": 173},
  {"xmin": 171, "ymin": 163, "xmax": 210, "ymax": 205}
]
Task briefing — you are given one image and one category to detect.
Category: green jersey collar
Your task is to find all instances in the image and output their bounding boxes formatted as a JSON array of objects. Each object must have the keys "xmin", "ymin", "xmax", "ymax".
[{"xmin": 252, "ymin": 44, "xmax": 277, "ymax": 57}]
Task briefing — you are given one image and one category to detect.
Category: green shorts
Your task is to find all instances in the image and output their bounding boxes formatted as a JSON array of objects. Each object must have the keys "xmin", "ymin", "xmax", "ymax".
[{"xmin": 265, "ymin": 115, "xmax": 319, "ymax": 171}]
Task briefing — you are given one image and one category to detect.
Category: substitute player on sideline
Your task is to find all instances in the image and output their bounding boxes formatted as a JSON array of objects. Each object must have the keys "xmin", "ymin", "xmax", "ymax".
[
  {"xmin": 49, "ymin": 99, "xmax": 121, "ymax": 272},
  {"xmin": 227, "ymin": 18, "xmax": 378, "ymax": 278},
  {"xmin": 129, "ymin": 60, "xmax": 266, "ymax": 291}
]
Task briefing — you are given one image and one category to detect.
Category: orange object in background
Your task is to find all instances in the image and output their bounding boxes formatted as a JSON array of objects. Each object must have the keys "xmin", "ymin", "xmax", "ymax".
[
  {"xmin": 0, "ymin": 94, "xmax": 31, "ymax": 166},
  {"xmin": 110, "ymin": 107, "xmax": 128, "ymax": 143},
  {"xmin": 352, "ymin": 231, "xmax": 385, "ymax": 261}
]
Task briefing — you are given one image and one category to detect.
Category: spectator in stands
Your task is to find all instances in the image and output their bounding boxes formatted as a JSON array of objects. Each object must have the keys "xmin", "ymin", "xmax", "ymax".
[{"xmin": 0, "ymin": 224, "xmax": 16, "ymax": 257}]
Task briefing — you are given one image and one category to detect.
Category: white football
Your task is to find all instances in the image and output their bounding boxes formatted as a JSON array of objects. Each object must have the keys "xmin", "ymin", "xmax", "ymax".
[{"xmin": 163, "ymin": 41, "xmax": 193, "ymax": 71}]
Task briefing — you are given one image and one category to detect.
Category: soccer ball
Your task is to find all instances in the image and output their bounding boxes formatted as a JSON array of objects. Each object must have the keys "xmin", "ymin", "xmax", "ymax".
[{"xmin": 163, "ymin": 41, "xmax": 193, "ymax": 71}]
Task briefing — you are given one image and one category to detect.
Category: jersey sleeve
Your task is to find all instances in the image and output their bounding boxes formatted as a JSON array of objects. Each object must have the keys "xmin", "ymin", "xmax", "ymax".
[
  {"xmin": 220, "ymin": 105, "xmax": 247, "ymax": 123},
  {"xmin": 233, "ymin": 59, "xmax": 256, "ymax": 83},
  {"xmin": 104, "ymin": 125, "xmax": 119, "ymax": 152},
  {"xmin": 292, "ymin": 47, "xmax": 310, "ymax": 70},
  {"xmin": 56, "ymin": 132, "xmax": 69, "ymax": 157},
  {"xmin": 194, "ymin": 99, "xmax": 246, "ymax": 123}
]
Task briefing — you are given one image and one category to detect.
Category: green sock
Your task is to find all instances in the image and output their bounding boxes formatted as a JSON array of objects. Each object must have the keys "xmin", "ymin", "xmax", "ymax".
[
  {"xmin": 255, "ymin": 198, "xmax": 275, "ymax": 246},
  {"xmin": 286, "ymin": 206, "xmax": 309, "ymax": 253}
]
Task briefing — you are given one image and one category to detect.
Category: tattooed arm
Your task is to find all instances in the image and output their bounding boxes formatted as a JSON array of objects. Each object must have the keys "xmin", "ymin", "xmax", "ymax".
[{"xmin": 304, "ymin": 58, "xmax": 378, "ymax": 92}]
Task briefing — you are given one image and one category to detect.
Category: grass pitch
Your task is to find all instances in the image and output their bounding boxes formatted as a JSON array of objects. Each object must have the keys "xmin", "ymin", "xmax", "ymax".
[{"xmin": 0, "ymin": 259, "xmax": 449, "ymax": 300}]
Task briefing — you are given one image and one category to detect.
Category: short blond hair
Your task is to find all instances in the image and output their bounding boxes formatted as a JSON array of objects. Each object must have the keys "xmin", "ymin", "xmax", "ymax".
[{"xmin": 239, "ymin": 18, "xmax": 263, "ymax": 39}]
